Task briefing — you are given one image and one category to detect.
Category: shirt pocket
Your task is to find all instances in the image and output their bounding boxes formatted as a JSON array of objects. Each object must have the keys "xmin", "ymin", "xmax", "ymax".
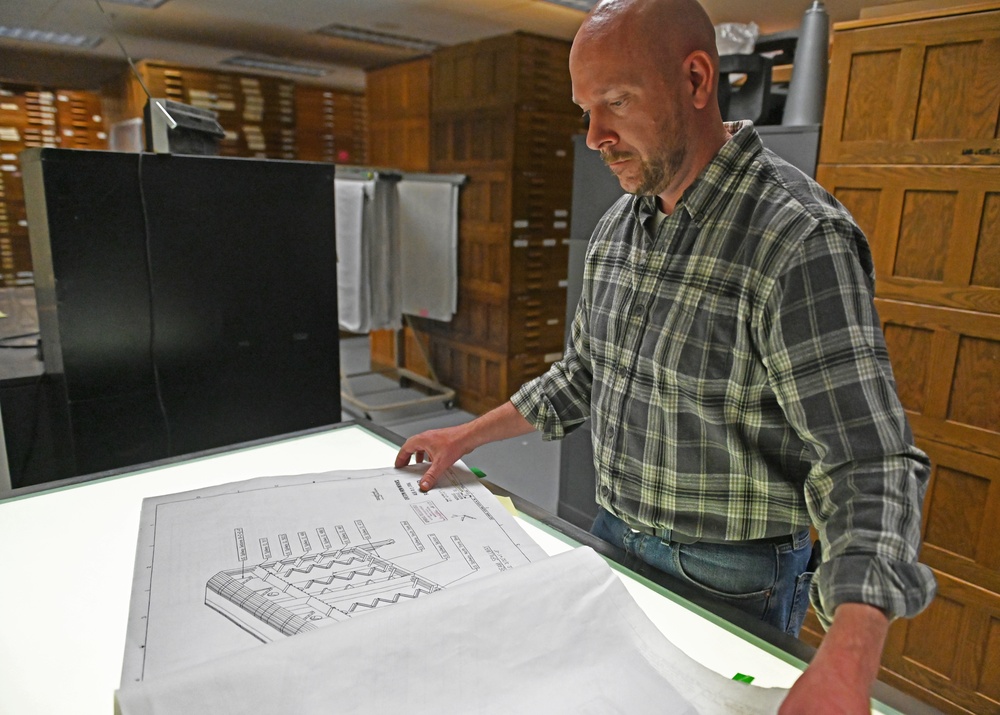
[{"xmin": 645, "ymin": 293, "xmax": 742, "ymax": 399}]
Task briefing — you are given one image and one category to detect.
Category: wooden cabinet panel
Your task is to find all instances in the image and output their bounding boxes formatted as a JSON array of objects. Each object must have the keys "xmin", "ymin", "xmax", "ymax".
[
  {"xmin": 432, "ymin": 110, "xmax": 579, "ymax": 175},
  {"xmin": 432, "ymin": 33, "xmax": 575, "ymax": 115},
  {"xmin": 457, "ymin": 223, "xmax": 509, "ymax": 298},
  {"xmin": 426, "ymin": 337, "xmax": 508, "ymax": 416},
  {"xmin": 423, "ymin": 333, "xmax": 564, "ymax": 416},
  {"xmin": 432, "ymin": 36, "xmax": 517, "ymax": 113},
  {"xmin": 820, "ymin": 7, "xmax": 1000, "ymax": 166},
  {"xmin": 431, "ymin": 109, "xmax": 515, "ymax": 169},
  {"xmin": 369, "ymin": 117, "xmax": 430, "ymax": 171},
  {"xmin": 458, "ymin": 170, "xmax": 512, "ymax": 229},
  {"xmin": 877, "ymin": 299, "xmax": 1000, "ymax": 458},
  {"xmin": 919, "ymin": 440, "xmax": 1000, "ymax": 593},
  {"xmin": 420, "ymin": 288, "xmax": 567, "ymax": 356},
  {"xmin": 882, "ymin": 569, "xmax": 1000, "ymax": 715},
  {"xmin": 367, "ymin": 58, "xmax": 430, "ymax": 120},
  {"xmin": 817, "ymin": 164, "xmax": 1000, "ymax": 314}
]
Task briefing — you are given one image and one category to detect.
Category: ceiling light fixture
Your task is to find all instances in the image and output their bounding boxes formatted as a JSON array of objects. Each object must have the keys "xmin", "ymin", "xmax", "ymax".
[
  {"xmin": 99, "ymin": 0, "xmax": 171, "ymax": 8},
  {"xmin": 317, "ymin": 23, "xmax": 438, "ymax": 53},
  {"xmin": 0, "ymin": 25, "xmax": 103, "ymax": 48},
  {"xmin": 537, "ymin": 0, "xmax": 596, "ymax": 11},
  {"xmin": 221, "ymin": 56, "xmax": 327, "ymax": 77}
]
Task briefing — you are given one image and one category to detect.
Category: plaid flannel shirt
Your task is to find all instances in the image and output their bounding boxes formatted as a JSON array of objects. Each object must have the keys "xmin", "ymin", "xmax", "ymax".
[{"xmin": 511, "ymin": 122, "xmax": 936, "ymax": 626}]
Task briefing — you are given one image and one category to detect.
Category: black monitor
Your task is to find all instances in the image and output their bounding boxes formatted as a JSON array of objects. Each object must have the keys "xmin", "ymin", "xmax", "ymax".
[{"xmin": 22, "ymin": 148, "xmax": 340, "ymax": 476}]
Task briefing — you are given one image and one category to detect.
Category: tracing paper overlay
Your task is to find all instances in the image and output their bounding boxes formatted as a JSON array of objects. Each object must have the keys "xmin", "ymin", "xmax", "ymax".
[{"xmin": 117, "ymin": 541, "xmax": 787, "ymax": 714}]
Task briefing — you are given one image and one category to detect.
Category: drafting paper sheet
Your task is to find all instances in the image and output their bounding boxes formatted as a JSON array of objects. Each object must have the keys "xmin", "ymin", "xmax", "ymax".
[
  {"xmin": 116, "ymin": 547, "xmax": 787, "ymax": 715},
  {"xmin": 120, "ymin": 464, "xmax": 547, "ymax": 684}
]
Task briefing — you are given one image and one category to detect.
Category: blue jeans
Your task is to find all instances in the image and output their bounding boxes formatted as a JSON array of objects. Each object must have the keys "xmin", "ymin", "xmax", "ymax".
[{"xmin": 591, "ymin": 507, "xmax": 815, "ymax": 636}]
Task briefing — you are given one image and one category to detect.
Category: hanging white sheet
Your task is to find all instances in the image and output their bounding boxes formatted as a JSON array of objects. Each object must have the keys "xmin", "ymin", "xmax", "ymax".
[
  {"xmin": 365, "ymin": 176, "xmax": 402, "ymax": 331},
  {"xmin": 333, "ymin": 178, "xmax": 369, "ymax": 332},
  {"xmin": 398, "ymin": 179, "xmax": 459, "ymax": 322}
]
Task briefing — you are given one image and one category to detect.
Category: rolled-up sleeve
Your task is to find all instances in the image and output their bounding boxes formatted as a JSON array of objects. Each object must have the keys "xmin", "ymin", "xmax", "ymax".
[
  {"xmin": 511, "ymin": 268, "xmax": 595, "ymax": 441},
  {"xmin": 758, "ymin": 216, "xmax": 936, "ymax": 628}
]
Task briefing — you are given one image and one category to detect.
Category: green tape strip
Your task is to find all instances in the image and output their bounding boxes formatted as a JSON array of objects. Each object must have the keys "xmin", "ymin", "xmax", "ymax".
[
  {"xmin": 468, "ymin": 466, "xmax": 487, "ymax": 479},
  {"xmin": 732, "ymin": 673, "xmax": 755, "ymax": 684}
]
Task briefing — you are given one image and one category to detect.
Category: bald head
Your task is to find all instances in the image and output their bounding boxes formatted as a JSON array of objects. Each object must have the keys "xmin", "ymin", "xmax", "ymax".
[{"xmin": 578, "ymin": 0, "xmax": 718, "ymax": 69}]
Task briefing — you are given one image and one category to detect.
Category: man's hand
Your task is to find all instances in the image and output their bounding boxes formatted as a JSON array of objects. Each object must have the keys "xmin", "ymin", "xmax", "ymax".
[
  {"xmin": 779, "ymin": 603, "xmax": 890, "ymax": 714},
  {"xmin": 394, "ymin": 401, "xmax": 536, "ymax": 492},
  {"xmin": 395, "ymin": 425, "xmax": 470, "ymax": 492}
]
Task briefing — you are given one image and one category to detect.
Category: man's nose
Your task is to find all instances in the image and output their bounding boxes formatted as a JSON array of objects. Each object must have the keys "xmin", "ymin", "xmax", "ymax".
[{"xmin": 585, "ymin": 109, "xmax": 617, "ymax": 151}]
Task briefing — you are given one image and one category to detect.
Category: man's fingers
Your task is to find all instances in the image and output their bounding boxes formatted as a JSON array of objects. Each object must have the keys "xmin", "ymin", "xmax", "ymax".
[
  {"xmin": 395, "ymin": 436, "xmax": 431, "ymax": 467},
  {"xmin": 394, "ymin": 447, "xmax": 413, "ymax": 468},
  {"xmin": 395, "ymin": 430, "xmax": 458, "ymax": 491},
  {"xmin": 419, "ymin": 467, "xmax": 441, "ymax": 492}
]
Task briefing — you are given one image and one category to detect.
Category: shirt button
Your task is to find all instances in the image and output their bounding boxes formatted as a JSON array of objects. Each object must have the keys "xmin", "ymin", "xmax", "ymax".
[{"xmin": 633, "ymin": 304, "xmax": 646, "ymax": 317}]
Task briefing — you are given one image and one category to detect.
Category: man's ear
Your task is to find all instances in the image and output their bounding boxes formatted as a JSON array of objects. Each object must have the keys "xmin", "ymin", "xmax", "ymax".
[{"xmin": 684, "ymin": 50, "xmax": 716, "ymax": 110}]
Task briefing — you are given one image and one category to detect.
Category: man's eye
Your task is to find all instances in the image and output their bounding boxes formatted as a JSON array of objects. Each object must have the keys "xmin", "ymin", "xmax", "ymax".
[{"xmin": 581, "ymin": 111, "xmax": 591, "ymax": 129}]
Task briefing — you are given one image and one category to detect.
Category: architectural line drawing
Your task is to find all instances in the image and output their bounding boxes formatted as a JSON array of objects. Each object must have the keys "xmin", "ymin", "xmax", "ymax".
[
  {"xmin": 121, "ymin": 465, "xmax": 548, "ymax": 684},
  {"xmin": 205, "ymin": 541, "xmax": 444, "ymax": 642}
]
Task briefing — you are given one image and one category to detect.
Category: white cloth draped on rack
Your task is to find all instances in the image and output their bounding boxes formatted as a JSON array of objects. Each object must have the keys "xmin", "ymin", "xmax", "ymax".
[
  {"xmin": 334, "ymin": 170, "xmax": 462, "ymax": 333},
  {"xmin": 334, "ymin": 175, "xmax": 401, "ymax": 333},
  {"xmin": 398, "ymin": 179, "xmax": 459, "ymax": 322},
  {"xmin": 333, "ymin": 179, "xmax": 371, "ymax": 333},
  {"xmin": 365, "ymin": 177, "xmax": 400, "ymax": 331}
]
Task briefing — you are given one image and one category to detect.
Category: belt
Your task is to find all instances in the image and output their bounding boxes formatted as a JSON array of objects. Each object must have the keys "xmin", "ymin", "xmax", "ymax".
[{"xmin": 623, "ymin": 518, "xmax": 804, "ymax": 547}]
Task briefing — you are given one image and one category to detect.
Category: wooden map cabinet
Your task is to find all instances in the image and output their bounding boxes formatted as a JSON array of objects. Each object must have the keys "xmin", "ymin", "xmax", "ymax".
[
  {"xmin": 805, "ymin": 4, "xmax": 1000, "ymax": 714},
  {"xmin": 415, "ymin": 32, "xmax": 582, "ymax": 414}
]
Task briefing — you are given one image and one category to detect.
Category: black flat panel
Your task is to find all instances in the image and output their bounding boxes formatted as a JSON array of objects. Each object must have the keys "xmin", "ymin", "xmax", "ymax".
[
  {"xmin": 69, "ymin": 388, "xmax": 168, "ymax": 475},
  {"xmin": 0, "ymin": 374, "xmax": 74, "ymax": 487},
  {"xmin": 24, "ymin": 148, "xmax": 341, "ymax": 478},
  {"xmin": 30, "ymin": 150, "xmax": 154, "ymax": 400},
  {"xmin": 139, "ymin": 155, "xmax": 340, "ymax": 454}
]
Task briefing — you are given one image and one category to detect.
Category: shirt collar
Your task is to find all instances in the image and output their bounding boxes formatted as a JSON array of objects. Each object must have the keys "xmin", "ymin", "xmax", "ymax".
[{"xmin": 634, "ymin": 120, "xmax": 761, "ymax": 226}]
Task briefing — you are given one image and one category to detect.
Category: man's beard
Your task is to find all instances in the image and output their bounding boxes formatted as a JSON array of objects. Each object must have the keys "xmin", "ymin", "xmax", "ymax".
[{"xmin": 602, "ymin": 144, "xmax": 685, "ymax": 197}]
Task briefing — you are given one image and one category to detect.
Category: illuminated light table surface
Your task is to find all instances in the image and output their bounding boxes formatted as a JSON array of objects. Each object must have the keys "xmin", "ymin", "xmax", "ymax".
[{"xmin": 0, "ymin": 420, "xmax": 937, "ymax": 715}]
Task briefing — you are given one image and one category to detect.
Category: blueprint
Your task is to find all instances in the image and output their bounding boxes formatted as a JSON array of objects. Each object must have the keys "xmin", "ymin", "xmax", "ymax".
[{"xmin": 121, "ymin": 464, "xmax": 548, "ymax": 684}]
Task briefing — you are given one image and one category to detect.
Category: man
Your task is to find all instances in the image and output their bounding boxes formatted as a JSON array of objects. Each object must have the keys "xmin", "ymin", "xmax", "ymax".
[{"xmin": 395, "ymin": 0, "xmax": 935, "ymax": 711}]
